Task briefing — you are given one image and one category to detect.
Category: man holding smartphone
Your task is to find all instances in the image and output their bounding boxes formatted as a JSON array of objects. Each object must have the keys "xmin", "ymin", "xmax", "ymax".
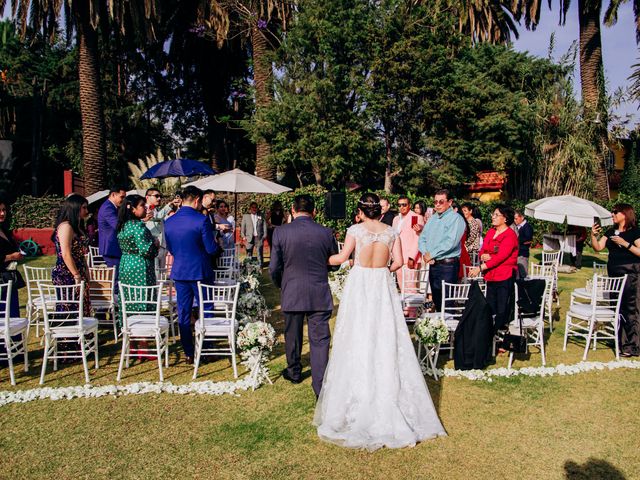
[{"xmin": 392, "ymin": 195, "xmax": 424, "ymax": 291}]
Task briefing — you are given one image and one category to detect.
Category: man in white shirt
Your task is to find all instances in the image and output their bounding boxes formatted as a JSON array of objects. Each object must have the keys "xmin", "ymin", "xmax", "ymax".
[
  {"xmin": 145, "ymin": 188, "xmax": 175, "ymax": 270},
  {"xmin": 241, "ymin": 202, "xmax": 267, "ymax": 265}
]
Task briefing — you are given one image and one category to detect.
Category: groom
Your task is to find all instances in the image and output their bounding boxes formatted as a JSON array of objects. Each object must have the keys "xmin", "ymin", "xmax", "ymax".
[{"xmin": 269, "ymin": 194, "xmax": 337, "ymax": 397}]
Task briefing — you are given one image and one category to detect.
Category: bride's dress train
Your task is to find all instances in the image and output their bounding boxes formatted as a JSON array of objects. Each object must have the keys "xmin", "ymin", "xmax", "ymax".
[{"xmin": 314, "ymin": 224, "xmax": 446, "ymax": 451}]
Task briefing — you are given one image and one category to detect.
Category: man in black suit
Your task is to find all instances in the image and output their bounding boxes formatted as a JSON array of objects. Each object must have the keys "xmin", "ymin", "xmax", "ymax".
[
  {"xmin": 270, "ymin": 194, "xmax": 337, "ymax": 396},
  {"xmin": 379, "ymin": 197, "xmax": 397, "ymax": 226}
]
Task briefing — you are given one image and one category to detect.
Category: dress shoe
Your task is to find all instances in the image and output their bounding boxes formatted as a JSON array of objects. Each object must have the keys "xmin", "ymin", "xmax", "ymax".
[
  {"xmin": 185, "ymin": 356, "xmax": 194, "ymax": 365},
  {"xmin": 282, "ymin": 370, "xmax": 302, "ymax": 384}
]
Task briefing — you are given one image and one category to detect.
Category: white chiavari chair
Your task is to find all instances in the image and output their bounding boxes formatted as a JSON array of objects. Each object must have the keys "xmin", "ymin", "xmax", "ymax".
[
  {"xmin": 193, "ymin": 282, "xmax": 241, "ymax": 379},
  {"xmin": 88, "ymin": 266, "xmax": 117, "ymax": 340},
  {"xmin": 400, "ymin": 266, "xmax": 429, "ymax": 321},
  {"xmin": 155, "ymin": 267, "xmax": 178, "ymax": 343},
  {"xmin": 23, "ymin": 265, "xmax": 52, "ymax": 337},
  {"xmin": 0, "ymin": 281, "xmax": 29, "ymax": 385},
  {"xmin": 117, "ymin": 283, "xmax": 170, "ymax": 381},
  {"xmin": 564, "ymin": 274, "xmax": 627, "ymax": 360},
  {"xmin": 418, "ymin": 281, "xmax": 471, "ymax": 360},
  {"xmin": 38, "ymin": 281, "xmax": 98, "ymax": 384},
  {"xmin": 88, "ymin": 245, "xmax": 107, "ymax": 267},
  {"xmin": 528, "ymin": 263, "xmax": 556, "ymax": 332},
  {"xmin": 507, "ymin": 278, "xmax": 549, "ymax": 368}
]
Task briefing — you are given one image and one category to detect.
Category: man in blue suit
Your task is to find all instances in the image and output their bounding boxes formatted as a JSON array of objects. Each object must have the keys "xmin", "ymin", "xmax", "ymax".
[
  {"xmin": 164, "ymin": 186, "xmax": 219, "ymax": 363},
  {"xmin": 270, "ymin": 194, "xmax": 337, "ymax": 397},
  {"xmin": 97, "ymin": 186, "xmax": 127, "ymax": 276}
]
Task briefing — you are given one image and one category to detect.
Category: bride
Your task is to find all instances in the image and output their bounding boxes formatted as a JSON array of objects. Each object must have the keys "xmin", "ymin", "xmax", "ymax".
[{"xmin": 314, "ymin": 193, "xmax": 447, "ymax": 451}]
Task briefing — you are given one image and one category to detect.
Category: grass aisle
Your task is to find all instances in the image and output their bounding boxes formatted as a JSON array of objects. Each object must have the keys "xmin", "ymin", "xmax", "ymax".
[{"xmin": 0, "ymin": 252, "xmax": 639, "ymax": 479}]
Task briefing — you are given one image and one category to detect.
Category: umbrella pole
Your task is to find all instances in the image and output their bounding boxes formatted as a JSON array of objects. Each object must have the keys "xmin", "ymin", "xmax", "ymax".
[{"xmin": 235, "ymin": 192, "xmax": 238, "ymax": 249}]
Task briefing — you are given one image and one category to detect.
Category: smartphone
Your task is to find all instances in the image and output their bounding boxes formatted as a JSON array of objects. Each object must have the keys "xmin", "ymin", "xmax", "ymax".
[
  {"xmin": 411, "ymin": 216, "xmax": 418, "ymax": 227},
  {"xmin": 593, "ymin": 216, "xmax": 601, "ymax": 227}
]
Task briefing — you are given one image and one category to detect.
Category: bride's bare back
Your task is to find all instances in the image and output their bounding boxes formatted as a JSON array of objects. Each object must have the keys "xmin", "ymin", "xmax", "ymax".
[{"xmin": 329, "ymin": 221, "xmax": 404, "ymax": 271}]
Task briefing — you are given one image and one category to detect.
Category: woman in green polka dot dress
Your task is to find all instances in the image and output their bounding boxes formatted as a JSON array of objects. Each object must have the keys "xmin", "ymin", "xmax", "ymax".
[{"xmin": 116, "ymin": 194, "xmax": 159, "ymax": 312}]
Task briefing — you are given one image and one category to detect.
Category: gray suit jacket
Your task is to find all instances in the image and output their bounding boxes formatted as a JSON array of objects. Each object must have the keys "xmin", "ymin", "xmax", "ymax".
[
  {"xmin": 269, "ymin": 215, "xmax": 337, "ymax": 312},
  {"xmin": 241, "ymin": 212, "xmax": 267, "ymax": 245}
]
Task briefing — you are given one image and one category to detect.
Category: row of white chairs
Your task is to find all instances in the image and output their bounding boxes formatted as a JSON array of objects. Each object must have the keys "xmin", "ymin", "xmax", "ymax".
[{"xmin": 1, "ymin": 277, "xmax": 241, "ymax": 385}]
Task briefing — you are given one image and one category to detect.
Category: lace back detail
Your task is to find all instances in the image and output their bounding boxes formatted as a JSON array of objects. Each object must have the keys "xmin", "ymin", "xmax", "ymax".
[{"xmin": 347, "ymin": 223, "xmax": 396, "ymax": 267}]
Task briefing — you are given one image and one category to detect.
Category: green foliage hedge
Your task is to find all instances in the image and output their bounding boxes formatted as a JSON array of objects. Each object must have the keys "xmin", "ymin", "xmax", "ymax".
[
  {"xmin": 227, "ymin": 188, "xmax": 550, "ymax": 244},
  {"xmin": 10, "ymin": 195, "xmax": 63, "ymax": 230}
]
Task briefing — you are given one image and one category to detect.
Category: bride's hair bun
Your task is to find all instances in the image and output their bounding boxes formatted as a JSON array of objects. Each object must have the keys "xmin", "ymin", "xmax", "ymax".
[{"xmin": 357, "ymin": 193, "xmax": 382, "ymax": 219}]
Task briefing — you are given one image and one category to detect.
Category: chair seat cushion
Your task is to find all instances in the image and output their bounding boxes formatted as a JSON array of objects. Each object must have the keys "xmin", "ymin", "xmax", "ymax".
[
  {"xmin": 402, "ymin": 294, "xmax": 425, "ymax": 305},
  {"xmin": 195, "ymin": 318, "xmax": 237, "ymax": 334},
  {"xmin": 50, "ymin": 317, "xmax": 98, "ymax": 336},
  {"xmin": 0, "ymin": 317, "xmax": 28, "ymax": 335},
  {"xmin": 126, "ymin": 315, "xmax": 169, "ymax": 332},
  {"xmin": 569, "ymin": 304, "xmax": 616, "ymax": 318}
]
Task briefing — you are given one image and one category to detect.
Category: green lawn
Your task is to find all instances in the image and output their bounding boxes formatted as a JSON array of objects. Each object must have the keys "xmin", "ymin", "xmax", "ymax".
[{"xmin": 0, "ymin": 251, "xmax": 639, "ymax": 480}]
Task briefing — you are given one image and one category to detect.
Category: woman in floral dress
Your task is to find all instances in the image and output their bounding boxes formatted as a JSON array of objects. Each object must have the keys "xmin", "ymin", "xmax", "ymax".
[
  {"xmin": 116, "ymin": 195, "xmax": 158, "ymax": 312},
  {"xmin": 52, "ymin": 194, "xmax": 92, "ymax": 315}
]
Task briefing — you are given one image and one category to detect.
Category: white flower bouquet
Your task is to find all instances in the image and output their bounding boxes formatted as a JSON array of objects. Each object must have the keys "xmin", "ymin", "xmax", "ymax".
[
  {"xmin": 414, "ymin": 314, "xmax": 450, "ymax": 345},
  {"xmin": 239, "ymin": 274, "xmax": 261, "ymax": 294},
  {"xmin": 237, "ymin": 321, "xmax": 277, "ymax": 390},
  {"xmin": 328, "ymin": 267, "xmax": 350, "ymax": 301}
]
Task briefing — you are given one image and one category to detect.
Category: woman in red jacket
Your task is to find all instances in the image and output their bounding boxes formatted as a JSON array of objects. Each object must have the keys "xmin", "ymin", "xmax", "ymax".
[{"xmin": 469, "ymin": 205, "xmax": 518, "ymax": 332}]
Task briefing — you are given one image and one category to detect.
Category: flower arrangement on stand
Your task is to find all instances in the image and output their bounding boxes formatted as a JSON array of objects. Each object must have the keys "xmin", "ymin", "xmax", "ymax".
[
  {"xmin": 236, "ymin": 258, "xmax": 270, "ymax": 326},
  {"xmin": 328, "ymin": 266, "xmax": 350, "ymax": 301},
  {"xmin": 414, "ymin": 313, "xmax": 450, "ymax": 379},
  {"xmin": 236, "ymin": 321, "xmax": 277, "ymax": 390},
  {"xmin": 240, "ymin": 257, "xmax": 262, "ymax": 277}
]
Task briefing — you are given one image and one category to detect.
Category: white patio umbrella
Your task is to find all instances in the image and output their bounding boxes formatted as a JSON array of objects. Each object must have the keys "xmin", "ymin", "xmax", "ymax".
[
  {"xmin": 525, "ymin": 194, "xmax": 614, "ymax": 264},
  {"xmin": 86, "ymin": 188, "xmax": 146, "ymax": 205},
  {"xmin": 184, "ymin": 168, "xmax": 292, "ymax": 223}
]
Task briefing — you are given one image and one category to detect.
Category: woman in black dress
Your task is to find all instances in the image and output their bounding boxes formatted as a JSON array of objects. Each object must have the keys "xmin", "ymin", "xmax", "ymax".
[
  {"xmin": 591, "ymin": 203, "xmax": 640, "ymax": 357},
  {"xmin": 0, "ymin": 200, "xmax": 24, "ymax": 317},
  {"xmin": 267, "ymin": 200, "xmax": 285, "ymax": 247}
]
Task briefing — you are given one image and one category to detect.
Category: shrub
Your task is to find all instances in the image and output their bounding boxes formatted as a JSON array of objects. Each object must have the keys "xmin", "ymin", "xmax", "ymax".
[{"xmin": 10, "ymin": 195, "xmax": 63, "ymax": 229}]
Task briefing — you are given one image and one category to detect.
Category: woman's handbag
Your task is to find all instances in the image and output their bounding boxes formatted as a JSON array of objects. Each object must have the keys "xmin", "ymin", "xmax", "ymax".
[
  {"xmin": 0, "ymin": 269, "xmax": 26, "ymax": 290},
  {"xmin": 501, "ymin": 332, "xmax": 527, "ymax": 353}
]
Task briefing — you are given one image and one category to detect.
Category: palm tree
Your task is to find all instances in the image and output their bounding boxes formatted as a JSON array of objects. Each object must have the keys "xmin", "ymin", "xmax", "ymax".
[
  {"xmin": 2, "ymin": 0, "xmax": 160, "ymax": 195},
  {"xmin": 223, "ymin": 0, "xmax": 293, "ymax": 181},
  {"xmin": 516, "ymin": 0, "xmax": 640, "ymax": 200}
]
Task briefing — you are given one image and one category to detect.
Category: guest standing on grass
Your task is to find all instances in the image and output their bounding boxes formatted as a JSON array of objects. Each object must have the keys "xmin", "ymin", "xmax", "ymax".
[
  {"xmin": 52, "ymin": 194, "xmax": 92, "ymax": 315},
  {"xmin": 591, "ymin": 204, "xmax": 640, "ymax": 357},
  {"xmin": 418, "ymin": 190, "xmax": 466, "ymax": 309},
  {"xmin": 514, "ymin": 211, "xmax": 533, "ymax": 278},
  {"xmin": 0, "ymin": 199, "xmax": 24, "ymax": 317},
  {"xmin": 117, "ymin": 195, "xmax": 159, "ymax": 309},
  {"xmin": 461, "ymin": 202, "xmax": 482, "ymax": 261},
  {"xmin": 98, "ymin": 186, "xmax": 127, "ymax": 279},
  {"xmin": 392, "ymin": 195, "xmax": 424, "ymax": 290},
  {"xmin": 164, "ymin": 186, "xmax": 219, "ymax": 364},
  {"xmin": 468, "ymin": 205, "xmax": 518, "ymax": 332},
  {"xmin": 241, "ymin": 202, "xmax": 267, "ymax": 266}
]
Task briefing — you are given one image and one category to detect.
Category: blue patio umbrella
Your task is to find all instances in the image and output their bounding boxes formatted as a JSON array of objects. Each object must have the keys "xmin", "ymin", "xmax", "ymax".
[{"xmin": 140, "ymin": 158, "xmax": 216, "ymax": 179}]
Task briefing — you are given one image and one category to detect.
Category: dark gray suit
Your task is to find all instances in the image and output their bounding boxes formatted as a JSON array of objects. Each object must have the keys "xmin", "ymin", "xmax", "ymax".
[{"xmin": 269, "ymin": 215, "xmax": 337, "ymax": 396}]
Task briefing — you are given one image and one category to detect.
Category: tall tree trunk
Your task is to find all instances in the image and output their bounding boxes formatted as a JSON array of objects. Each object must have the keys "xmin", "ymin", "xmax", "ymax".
[
  {"xmin": 76, "ymin": 6, "xmax": 107, "ymax": 196},
  {"xmin": 384, "ymin": 131, "xmax": 393, "ymax": 193},
  {"xmin": 251, "ymin": 25, "xmax": 275, "ymax": 181},
  {"xmin": 578, "ymin": 0, "xmax": 609, "ymax": 200}
]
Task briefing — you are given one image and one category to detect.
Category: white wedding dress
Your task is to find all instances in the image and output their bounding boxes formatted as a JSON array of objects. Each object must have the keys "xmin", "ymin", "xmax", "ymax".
[{"xmin": 314, "ymin": 223, "xmax": 447, "ymax": 451}]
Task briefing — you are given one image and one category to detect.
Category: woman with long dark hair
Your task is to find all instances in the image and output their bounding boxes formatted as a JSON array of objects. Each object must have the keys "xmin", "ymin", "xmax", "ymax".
[
  {"xmin": 117, "ymin": 194, "xmax": 158, "ymax": 306},
  {"xmin": 51, "ymin": 194, "xmax": 91, "ymax": 315},
  {"xmin": 591, "ymin": 203, "xmax": 640, "ymax": 356}
]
